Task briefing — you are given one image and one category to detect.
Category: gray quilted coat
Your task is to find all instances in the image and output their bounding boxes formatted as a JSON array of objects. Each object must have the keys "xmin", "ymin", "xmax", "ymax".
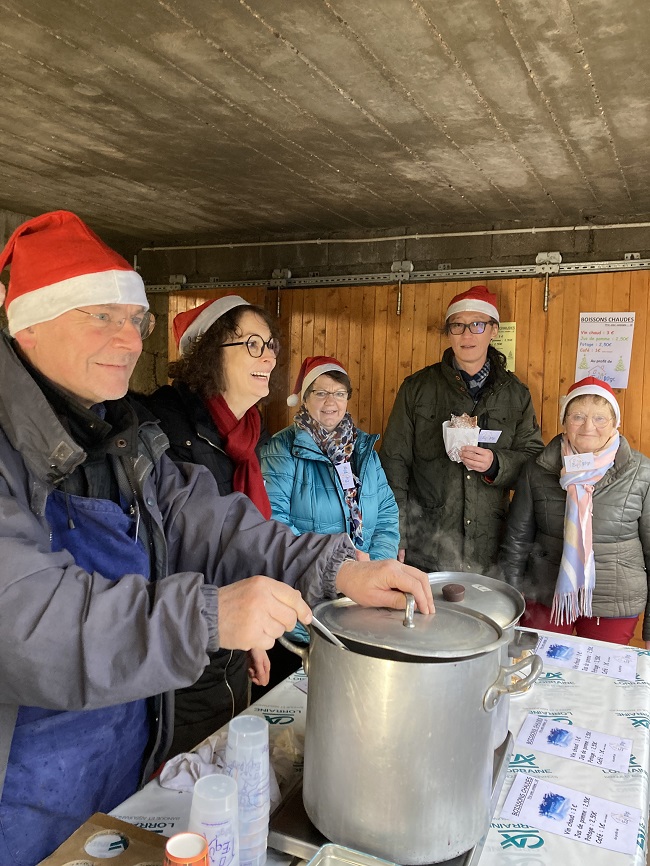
[{"xmin": 498, "ymin": 434, "xmax": 650, "ymax": 639}]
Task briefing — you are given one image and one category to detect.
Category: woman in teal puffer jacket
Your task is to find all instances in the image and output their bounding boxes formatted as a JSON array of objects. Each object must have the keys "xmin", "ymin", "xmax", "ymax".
[{"xmin": 261, "ymin": 356, "xmax": 399, "ymax": 562}]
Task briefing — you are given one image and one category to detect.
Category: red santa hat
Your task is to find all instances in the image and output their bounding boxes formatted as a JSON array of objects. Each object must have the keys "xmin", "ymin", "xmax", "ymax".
[
  {"xmin": 445, "ymin": 285, "xmax": 499, "ymax": 323},
  {"xmin": 287, "ymin": 355, "xmax": 348, "ymax": 407},
  {"xmin": 559, "ymin": 376, "xmax": 620, "ymax": 427},
  {"xmin": 173, "ymin": 295, "xmax": 250, "ymax": 356},
  {"xmin": 0, "ymin": 210, "xmax": 147, "ymax": 336}
]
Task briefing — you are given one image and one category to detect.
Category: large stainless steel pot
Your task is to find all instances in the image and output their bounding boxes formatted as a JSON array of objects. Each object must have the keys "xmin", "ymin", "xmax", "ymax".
[
  {"xmin": 280, "ymin": 596, "xmax": 541, "ymax": 865},
  {"xmin": 428, "ymin": 572, "xmax": 539, "ymax": 749}
]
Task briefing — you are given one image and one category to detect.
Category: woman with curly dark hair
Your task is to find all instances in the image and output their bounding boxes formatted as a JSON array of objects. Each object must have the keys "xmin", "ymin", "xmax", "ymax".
[{"xmin": 142, "ymin": 295, "xmax": 282, "ymax": 754}]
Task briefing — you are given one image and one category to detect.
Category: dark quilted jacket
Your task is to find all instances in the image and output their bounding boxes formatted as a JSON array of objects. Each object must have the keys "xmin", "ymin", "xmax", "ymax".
[
  {"xmin": 379, "ymin": 348, "xmax": 544, "ymax": 573},
  {"xmin": 499, "ymin": 434, "xmax": 650, "ymax": 639}
]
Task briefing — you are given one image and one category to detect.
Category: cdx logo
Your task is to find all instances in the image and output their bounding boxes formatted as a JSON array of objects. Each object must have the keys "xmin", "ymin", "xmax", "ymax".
[
  {"xmin": 261, "ymin": 713, "xmax": 294, "ymax": 725},
  {"xmin": 509, "ymin": 753, "xmax": 538, "ymax": 769},
  {"xmin": 499, "ymin": 829, "xmax": 544, "ymax": 850}
]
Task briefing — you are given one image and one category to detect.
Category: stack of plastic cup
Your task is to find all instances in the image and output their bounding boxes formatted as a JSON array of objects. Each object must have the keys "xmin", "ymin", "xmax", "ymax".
[
  {"xmin": 187, "ymin": 774, "xmax": 239, "ymax": 866},
  {"xmin": 225, "ymin": 715, "xmax": 270, "ymax": 866}
]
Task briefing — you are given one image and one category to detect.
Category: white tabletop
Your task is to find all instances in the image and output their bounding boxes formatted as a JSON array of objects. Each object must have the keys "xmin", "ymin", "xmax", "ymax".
[{"xmin": 112, "ymin": 630, "xmax": 650, "ymax": 865}]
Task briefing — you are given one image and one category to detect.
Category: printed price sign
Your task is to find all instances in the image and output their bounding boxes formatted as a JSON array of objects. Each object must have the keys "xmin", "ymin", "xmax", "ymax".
[
  {"xmin": 501, "ymin": 774, "xmax": 640, "ymax": 854},
  {"xmin": 517, "ymin": 713, "xmax": 632, "ymax": 772},
  {"xmin": 536, "ymin": 635, "xmax": 637, "ymax": 681}
]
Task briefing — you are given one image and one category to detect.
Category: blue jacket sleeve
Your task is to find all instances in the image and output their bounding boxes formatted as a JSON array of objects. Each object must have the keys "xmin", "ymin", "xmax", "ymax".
[{"xmin": 366, "ymin": 452, "xmax": 400, "ymax": 560}]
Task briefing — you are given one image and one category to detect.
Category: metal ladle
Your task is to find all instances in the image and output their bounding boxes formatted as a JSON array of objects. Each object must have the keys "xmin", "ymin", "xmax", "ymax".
[{"xmin": 310, "ymin": 614, "xmax": 349, "ymax": 650}]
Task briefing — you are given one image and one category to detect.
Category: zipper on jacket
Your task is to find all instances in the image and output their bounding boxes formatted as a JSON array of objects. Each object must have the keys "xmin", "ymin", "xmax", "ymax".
[
  {"xmin": 197, "ymin": 431, "xmax": 227, "ymax": 455},
  {"xmin": 224, "ymin": 650, "xmax": 236, "ymax": 720}
]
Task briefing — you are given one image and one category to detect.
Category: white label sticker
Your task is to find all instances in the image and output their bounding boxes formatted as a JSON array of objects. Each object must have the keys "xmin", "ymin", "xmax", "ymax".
[
  {"xmin": 478, "ymin": 429, "xmax": 501, "ymax": 443},
  {"xmin": 335, "ymin": 463, "xmax": 355, "ymax": 489},
  {"xmin": 563, "ymin": 452, "xmax": 595, "ymax": 472}
]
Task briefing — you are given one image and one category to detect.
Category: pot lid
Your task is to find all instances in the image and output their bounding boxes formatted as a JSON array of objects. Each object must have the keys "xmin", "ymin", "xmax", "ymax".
[
  {"xmin": 312, "ymin": 597, "xmax": 506, "ymax": 659},
  {"xmin": 428, "ymin": 572, "xmax": 525, "ymax": 629}
]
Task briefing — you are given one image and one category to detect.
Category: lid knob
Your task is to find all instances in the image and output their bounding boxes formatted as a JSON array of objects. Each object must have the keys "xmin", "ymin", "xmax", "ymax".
[{"xmin": 442, "ymin": 583, "xmax": 465, "ymax": 602}]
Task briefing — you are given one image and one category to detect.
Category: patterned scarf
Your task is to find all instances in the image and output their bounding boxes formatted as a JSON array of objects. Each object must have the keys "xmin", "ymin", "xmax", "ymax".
[
  {"xmin": 552, "ymin": 432, "xmax": 620, "ymax": 625},
  {"xmin": 294, "ymin": 406, "xmax": 363, "ymax": 546},
  {"xmin": 206, "ymin": 394, "xmax": 272, "ymax": 519},
  {"xmin": 453, "ymin": 356, "xmax": 491, "ymax": 398}
]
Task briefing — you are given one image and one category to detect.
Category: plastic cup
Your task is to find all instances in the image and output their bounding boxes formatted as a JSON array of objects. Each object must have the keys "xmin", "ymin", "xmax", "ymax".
[
  {"xmin": 226, "ymin": 716, "xmax": 270, "ymax": 814},
  {"xmin": 227, "ymin": 715, "xmax": 269, "ymax": 752},
  {"xmin": 164, "ymin": 832, "xmax": 209, "ymax": 866},
  {"xmin": 239, "ymin": 849, "xmax": 267, "ymax": 866},
  {"xmin": 226, "ymin": 716, "xmax": 270, "ymax": 857},
  {"xmin": 238, "ymin": 814, "xmax": 269, "ymax": 836},
  {"xmin": 187, "ymin": 774, "xmax": 239, "ymax": 866},
  {"xmin": 239, "ymin": 834, "xmax": 268, "ymax": 855}
]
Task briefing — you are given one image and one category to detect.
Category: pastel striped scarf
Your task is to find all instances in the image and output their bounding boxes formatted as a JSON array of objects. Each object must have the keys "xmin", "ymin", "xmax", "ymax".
[{"xmin": 552, "ymin": 432, "xmax": 619, "ymax": 625}]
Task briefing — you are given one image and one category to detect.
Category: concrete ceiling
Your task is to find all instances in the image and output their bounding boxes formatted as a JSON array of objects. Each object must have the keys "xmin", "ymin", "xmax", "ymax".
[{"xmin": 1, "ymin": 0, "xmax": 648, "ymax": 243}]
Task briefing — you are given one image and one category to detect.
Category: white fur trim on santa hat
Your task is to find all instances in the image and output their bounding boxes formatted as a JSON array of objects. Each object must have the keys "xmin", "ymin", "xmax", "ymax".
[
  {"xmin": 7, "ymin": 269, "xmax": 148, "ymax": 336},
  {"xmin": 559, "ymin": 384, "xmax": 620, "ymax": 427},
  {"xmin": 287, "ymin": 362, "xmax": 347, "ymax": 406},
  {"xmin": 445, "ymin": 298, "xmax": 499, "ymax": 322},
  {"xmin": 178, "ymin": 295, "xmax": 249, "ymax": 356}
]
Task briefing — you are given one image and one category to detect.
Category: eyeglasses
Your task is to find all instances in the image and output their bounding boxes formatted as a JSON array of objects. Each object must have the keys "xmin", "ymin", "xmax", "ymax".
[
  {"xmin": 565, "ymin": 413, "xmax": 613, "ymax": 429},
  {"xmin": 447, "ymin": 320, "xmax": 495, "ymax": 335},
  {"xmin": 309, "ymin": 390, "xmax": 349, "ymax": 401},
  {"xmin": 75, "ymin": 307, "xmax": 156, "ymax": 339},
  {"xmin": 219, "ymin": 334, "xmax": 280, "ymax": 358}
]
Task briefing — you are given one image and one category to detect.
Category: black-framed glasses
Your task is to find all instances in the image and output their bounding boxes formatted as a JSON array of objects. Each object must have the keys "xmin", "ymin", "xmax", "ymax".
[
  {"xmin": 219, "ymin": 334, "xmax": 280, "ymax": 358},
  {"xmin": 447, "ymin": 320, "xmax": 496, "ymax": 335},
  {"xmin": 75, "ymin": 307, "xmax": 156, "ymax": 339}
]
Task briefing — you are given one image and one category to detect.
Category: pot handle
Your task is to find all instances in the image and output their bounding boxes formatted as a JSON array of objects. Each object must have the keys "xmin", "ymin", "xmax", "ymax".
[
  {"xmin": 403, "ymin": 593, "xmax": 416, "ymax": 628},
  {"xmin": 278, "ymin": 635, "xmax": 310, "ymax": 676},
  {"xmin": 483, "ymin": 654, "xmax": 544, "ymax": 712}
]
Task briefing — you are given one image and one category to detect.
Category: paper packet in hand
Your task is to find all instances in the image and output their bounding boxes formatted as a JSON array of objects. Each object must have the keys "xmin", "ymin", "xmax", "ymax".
[{"xmin": 442, "ymin": 413, "xmax": 480, "ymax": 462}]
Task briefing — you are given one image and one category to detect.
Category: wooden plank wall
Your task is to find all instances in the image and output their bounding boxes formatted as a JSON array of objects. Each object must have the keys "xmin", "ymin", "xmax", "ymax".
[{"xmin": 168, "ymin": 271, "xmax": 650, "ymax": 454}]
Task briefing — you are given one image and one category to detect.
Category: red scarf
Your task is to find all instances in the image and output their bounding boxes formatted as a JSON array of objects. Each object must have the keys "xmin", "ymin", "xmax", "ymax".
[{"xmin": 206, "ymin": 394, "xmax": 271, "ymax": 519}]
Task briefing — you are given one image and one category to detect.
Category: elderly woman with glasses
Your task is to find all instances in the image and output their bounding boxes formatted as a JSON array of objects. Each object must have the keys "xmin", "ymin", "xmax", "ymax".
[
  {"xmin": 379, "ymin": 285, "xmax": 544, "ymax": 575},
  {"xmin": 499, "ymin": 377, "xmax": 650, "ymax": 647},
  {"xmin": 142, "ymin": 295, "xmax": 281, "ymax": 753},
  {"xmin": 260, "ymin": 356, "xmax": 399, "ymax": 574}
]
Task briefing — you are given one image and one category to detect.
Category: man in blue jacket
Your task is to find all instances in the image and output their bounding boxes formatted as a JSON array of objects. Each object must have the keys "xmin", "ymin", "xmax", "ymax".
[{"xmin": 0, "ymin": 211, "xmax": 433, "ymax": 866}]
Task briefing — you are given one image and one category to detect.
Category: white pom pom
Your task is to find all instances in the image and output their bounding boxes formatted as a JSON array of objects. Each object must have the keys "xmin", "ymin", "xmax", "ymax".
[{"xmin": 287, "ymin": 393, "xmax": 299, "ymax": 407}]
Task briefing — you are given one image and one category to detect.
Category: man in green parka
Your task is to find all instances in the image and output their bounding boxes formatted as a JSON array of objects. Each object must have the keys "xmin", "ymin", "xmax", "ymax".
[{"xmin": 380, "ymin": 285, "xmax": 544, "ymax": 574}]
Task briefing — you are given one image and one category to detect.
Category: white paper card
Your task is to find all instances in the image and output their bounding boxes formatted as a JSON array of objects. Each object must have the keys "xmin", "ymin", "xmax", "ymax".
[
  {"xmin": 335, "ymin": 462, "xmax": 355, "ymax": 489},
  {"xmin": 477, "ymin": 429, "xmax": 502, "ymax": 443},
  {"xmin": 517, "ymin": 713, "xmax": 632, "ymax": 772},
  {"xmin": 563, "ymin": 452, "xmax": 595, "ymax": 472},
  {"xmin": 501, "ymin": 773, "xmax": 640, "ymax": 855},
  {"xmin": 536, "ymin": 635, "xmax": 638, "ymax": 681}
]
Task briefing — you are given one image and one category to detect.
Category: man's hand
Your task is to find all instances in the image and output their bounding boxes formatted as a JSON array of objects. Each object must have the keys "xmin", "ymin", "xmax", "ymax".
[
  {"xmin": 397, "ymin": 548, "xmax": 406, "ymax": 563},
  {"xmin": 355, "ymin": 549, "xmax": 371, "ymax": 562},
  {"xmin": 247, "ymin": 648, "xmax": 271, "ymax": 686},
  {"xmin": 335, "ymin": 560, "xmax": 434, "ymax": 615},
  {"xmin": 218, "ymin": 576, "xmax": 312, "ymax": 650},
  {"xmin": 459, "ymin": 445, "xmax": 494, "ymax": 474}
]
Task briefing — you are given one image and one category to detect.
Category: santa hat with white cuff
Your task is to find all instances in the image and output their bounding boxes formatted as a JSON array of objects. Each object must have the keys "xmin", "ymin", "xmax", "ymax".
[
  {"xmin": 0, "ymin": 210, "xmax": 148, "ymax": 336},
  {"xmin": 445, "ymin": 285, "xmax": 500, "ymax": 323},
  {"xmin": 173, "ymin": 295, "xmax": 250, "ymax": 356},
  {"xmin": 287, "ymin": 355, "xmax": 348, "ymax": 407},
  {"xmin": 559, "ymin": 376, "xmax": 620, "ymax": 428}
]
